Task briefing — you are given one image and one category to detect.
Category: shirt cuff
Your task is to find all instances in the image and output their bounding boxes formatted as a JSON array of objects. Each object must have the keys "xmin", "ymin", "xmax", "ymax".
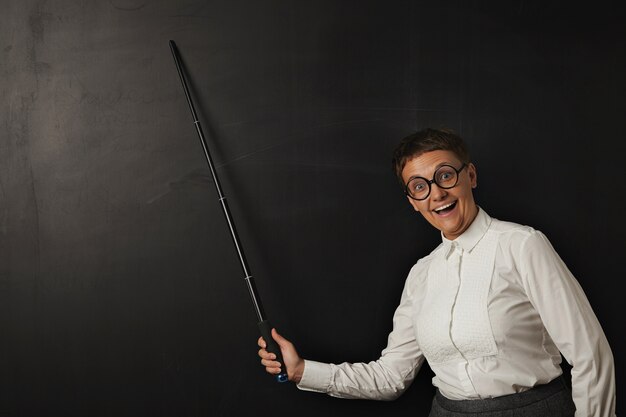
[{"xmin": 296, "ymin": 360, "xmax": 332, "ymax": 393}]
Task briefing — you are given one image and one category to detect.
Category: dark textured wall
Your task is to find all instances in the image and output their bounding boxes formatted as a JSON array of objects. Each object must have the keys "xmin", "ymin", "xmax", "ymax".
[{"xmin": 0, "ymin": 1, "xmax": 623, "ymax": 416}]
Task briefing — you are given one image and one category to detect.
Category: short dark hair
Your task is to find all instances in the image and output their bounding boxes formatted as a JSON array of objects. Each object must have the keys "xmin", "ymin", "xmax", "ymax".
[{"xmin": 392, "ymin": 128, "xmax": 470, "ymax": 185}]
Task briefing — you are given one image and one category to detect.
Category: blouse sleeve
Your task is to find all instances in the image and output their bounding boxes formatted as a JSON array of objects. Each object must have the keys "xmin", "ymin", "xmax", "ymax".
[
  {"xmin": 296, "ymin": 264, "xmax": 426, "ymax": 400},
  {"xmin": 518, "ymin": 230, "xmax": 616, "ymax": 417}
]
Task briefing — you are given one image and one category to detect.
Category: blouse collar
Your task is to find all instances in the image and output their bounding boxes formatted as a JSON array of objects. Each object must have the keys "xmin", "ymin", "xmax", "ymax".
[{"xmin": 441, "ymin": 206, "xmax": 492, "ymax": 257}]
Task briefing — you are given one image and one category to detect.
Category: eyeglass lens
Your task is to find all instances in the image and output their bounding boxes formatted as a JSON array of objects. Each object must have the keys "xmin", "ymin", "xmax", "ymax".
[{"xmin": 407, "ymin": 165, "xmax": 459, "ymax": 200}]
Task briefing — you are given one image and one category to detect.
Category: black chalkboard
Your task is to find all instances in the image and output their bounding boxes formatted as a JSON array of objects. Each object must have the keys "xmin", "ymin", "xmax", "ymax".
[{"xmin": 0, "ymin": 1, "xmax": 623, "ymax": 416}]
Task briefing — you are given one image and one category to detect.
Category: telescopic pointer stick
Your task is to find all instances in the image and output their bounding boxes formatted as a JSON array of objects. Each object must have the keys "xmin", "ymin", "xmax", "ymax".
[{"xmin": 169, "ymin": 40, "xmax": 288, "ymax": 383}]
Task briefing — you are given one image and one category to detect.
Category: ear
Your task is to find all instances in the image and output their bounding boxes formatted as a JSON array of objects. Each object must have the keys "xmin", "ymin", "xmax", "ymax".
[
  {"xmin": 467, "ymin": 163, "xmax": 477, "ymax": 188},
  {"xmin": 407, "ymin": 196, "xmax": 420, "ymax": 212}
]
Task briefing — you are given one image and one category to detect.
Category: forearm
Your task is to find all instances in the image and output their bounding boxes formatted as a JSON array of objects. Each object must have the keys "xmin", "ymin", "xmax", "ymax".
[
  {"xmin": 297, "ymin": 355, "xmax": 423, "ymax": 401},
  {"xmin": 571, "ymin": 335, "xmax": 616, "ymax": 417}
]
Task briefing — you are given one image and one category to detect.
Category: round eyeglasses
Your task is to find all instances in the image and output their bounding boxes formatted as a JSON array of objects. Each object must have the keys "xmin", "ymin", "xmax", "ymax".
[{"xmin": 405, "ymin": 163, "xmax": 467, "ymax": 201}]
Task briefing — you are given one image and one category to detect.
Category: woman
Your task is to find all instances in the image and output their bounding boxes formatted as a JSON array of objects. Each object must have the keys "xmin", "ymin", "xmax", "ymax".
[{"xmin": 258, "ymin": 128, "xmax": 616, "ymax": 417}]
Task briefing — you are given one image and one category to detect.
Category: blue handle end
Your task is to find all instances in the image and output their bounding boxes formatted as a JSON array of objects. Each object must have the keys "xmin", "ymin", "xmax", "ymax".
[{"xmin": 276, "ymin": 373, "xmax": 289, "ymax": 383}]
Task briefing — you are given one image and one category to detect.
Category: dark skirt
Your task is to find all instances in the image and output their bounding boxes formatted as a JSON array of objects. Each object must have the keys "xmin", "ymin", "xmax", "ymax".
[{"xmin": 429, "ymin": 377, "xmax": 576, "ymax": 417}]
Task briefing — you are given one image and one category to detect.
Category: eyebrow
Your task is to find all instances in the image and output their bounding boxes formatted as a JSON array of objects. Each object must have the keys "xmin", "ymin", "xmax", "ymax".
[{"xmin": 406, "ymin": 161, "xmax": 457, "ymax": 181}]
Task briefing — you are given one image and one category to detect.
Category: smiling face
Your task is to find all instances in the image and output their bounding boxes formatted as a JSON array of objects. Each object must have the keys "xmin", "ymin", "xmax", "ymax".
[{"xmin": 402, "ymin": 150, "xmax": 478, "ymax": 240}]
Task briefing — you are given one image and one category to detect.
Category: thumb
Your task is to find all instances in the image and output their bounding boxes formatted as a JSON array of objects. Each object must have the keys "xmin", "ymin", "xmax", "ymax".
[{"xmin": 271, "ymin": 328, "xmax": 290, "ymax": 347}]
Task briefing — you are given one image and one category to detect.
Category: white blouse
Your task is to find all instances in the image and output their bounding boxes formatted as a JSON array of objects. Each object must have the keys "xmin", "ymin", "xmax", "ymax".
[{"xmin": 297, "ymin": 208, "xmax": 616, "ymax": 417}]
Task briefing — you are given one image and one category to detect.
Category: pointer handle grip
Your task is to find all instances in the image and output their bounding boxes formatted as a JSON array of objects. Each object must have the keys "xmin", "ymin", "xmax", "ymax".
[{"xmin": 258, "ymin": 320, "xmax": 289, "ymax": 383}]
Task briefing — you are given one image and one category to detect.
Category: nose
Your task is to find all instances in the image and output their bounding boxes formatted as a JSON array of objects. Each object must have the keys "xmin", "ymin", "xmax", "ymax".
[{"xmin": 430, "ymin": 183, "xmax": 447, "ymax": 201}]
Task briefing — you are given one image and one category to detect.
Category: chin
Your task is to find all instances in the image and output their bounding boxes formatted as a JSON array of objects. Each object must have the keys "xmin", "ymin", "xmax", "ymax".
[{"xmin": 440, "ymin": 224, "xmax": 463, "ymax": 239}]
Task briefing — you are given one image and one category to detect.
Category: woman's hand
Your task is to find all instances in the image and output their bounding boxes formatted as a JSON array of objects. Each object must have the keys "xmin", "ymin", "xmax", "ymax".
[{"xmin": 258, "ymin": 328, "xmax": 305, "ymax": 383}]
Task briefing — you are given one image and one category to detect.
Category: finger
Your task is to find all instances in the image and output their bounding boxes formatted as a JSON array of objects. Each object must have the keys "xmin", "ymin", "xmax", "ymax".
[
  {"xmin": 265, "ymin": 365, "xmax": 283, "ymax": 375},
  {"xmin": 264, "ymin": 366, "xmax": 282, "ymax": 375},
  {"xmin": 261, "ymin": 358, "xmax": 281, "ymax": 368},
  {"xmin": 257, "ymin": 336, "xmax": 266, "ymax": 348},
  {"xmin": 258, "ymin": 348, "xmax": 276, "ymax": 360}
]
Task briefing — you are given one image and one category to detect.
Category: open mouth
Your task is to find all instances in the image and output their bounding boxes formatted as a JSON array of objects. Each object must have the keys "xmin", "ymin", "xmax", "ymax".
[{"xmin": 433, "ymin": 201, "xmax": 457, "ymax": 215}]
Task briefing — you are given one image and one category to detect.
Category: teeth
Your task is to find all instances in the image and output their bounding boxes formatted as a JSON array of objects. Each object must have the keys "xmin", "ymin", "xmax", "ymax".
[{"xmin": 434, "ymin": 202, "xmax": 455, "ymax": 212}]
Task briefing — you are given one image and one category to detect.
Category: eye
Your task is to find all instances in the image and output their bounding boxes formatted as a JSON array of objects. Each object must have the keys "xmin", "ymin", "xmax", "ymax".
[
  {"xmin": 436, "ymin": 168, "xmax": 455, "ymax": 183},
  {"xmin": 414, "ymin": 183, "xmax": 425, "ymax": 191},
  {"xmin": 407, "ymin": 177, "xmax": 428, "ymax": 194}
]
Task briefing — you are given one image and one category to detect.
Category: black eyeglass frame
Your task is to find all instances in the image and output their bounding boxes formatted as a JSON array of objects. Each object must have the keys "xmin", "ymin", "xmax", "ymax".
[{"xmin": 404, "ymin": 163, "xmax": 468, "ymax": 201}]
